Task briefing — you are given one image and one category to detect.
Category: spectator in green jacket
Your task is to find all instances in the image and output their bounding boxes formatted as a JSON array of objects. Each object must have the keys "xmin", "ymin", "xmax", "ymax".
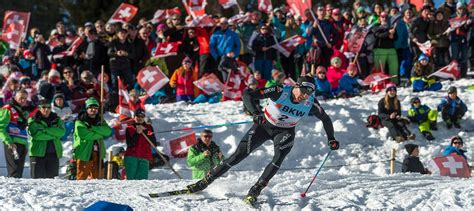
[
  {"xmin": 0, "ymin": 89, "xmax": 31, "ymax": 178},
  {"xmin": 73, "ymin": 98, "xmax": 112, "ymax": 180},
  {"xmin": 187, "ymin": 129, "xmax": 224, "ymax": 179},
  {"xmin": 265, "ymin": 69, "xmax": 286, "ymax": 88},
  {"xmin": 27, "ymin": 99, "xmax": 65, "ymax": 178}
]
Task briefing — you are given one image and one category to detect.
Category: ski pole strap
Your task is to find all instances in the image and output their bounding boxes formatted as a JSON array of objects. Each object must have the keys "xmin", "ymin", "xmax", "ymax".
[{"xmin": 154, "ymin": 121, "xmax": 253, "ymax": 134}]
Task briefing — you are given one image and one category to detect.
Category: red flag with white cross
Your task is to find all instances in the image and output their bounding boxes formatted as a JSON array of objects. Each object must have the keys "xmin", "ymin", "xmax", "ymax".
[
  {"xmin": 258, "ymin": 0, "xmax": 273, "ymax": 14},
  {"xmin": 150, "ymin": 7, "xmax": 181, "ymax": 24},
  {"xmin": 429, "ymin": 61, "xmax": 460, "ymax": 80},
  {"xmin": 193, "ymin": 73, "xmax": 227, "ymax": 95},
  {"xmin": 137, "ymin": 66, "xmax": 170, "ymax": 97},
  {"xmin": 272, "ymin": 35, "xmax": 307, "ymax": 57},
  {"xmin": 183, "ymin": 0, "xmax": 207, "ymax": 18},
  {"xmin": 168, "ymin": 133, "xmax": 197, "ymax": 158},
  {"xmin": 52, "ymin": 37, "xmax": 84, "ymax": 60},
  {"xmin": 287, "ymin": 0, "xmax": 312, "ymax": 21},
  {"xmin": 112, "ymin": 118, "xmax": 135, "ymax": 142},
  {"xmin": 428, "ymin": 154, "xmax": 471, "ymax": 178},
  {"xmin": 153, "ymin": 41, "xmax": 181, "ymax": 58},
  {"xmin": 219, "ymin": 0, "xmax": 238, "ymax": 9},
  {"xmin": 108, "ymin": 3, "xmax": 138, "ymax": 24},
  {"xmin": 1, "ymin": 11, "xmax": 30, "ymax": 49},
  {"xmin": 116, "ymin": 77, "xmax": 132, "ymax": 118},
  {"xmin": 223, "ymin": 70, "xmax": 246, "ymax": 101}
]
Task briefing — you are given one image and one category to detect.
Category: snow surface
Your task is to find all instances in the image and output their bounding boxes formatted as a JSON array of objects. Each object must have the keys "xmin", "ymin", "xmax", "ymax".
[{"xmin": 0, "ymin": 79, "xmax": 473, "ymax": 210}]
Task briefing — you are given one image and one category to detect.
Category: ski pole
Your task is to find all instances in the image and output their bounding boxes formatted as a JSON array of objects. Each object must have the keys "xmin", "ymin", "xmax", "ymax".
[
  {"xmin": 154, "ymin": 121, "xmax": 252, "ymax": 134},
  {"xmin": 300, "ymin": 150, "xmax": 332, "ymax": 198},
  {"xmin": 141, "ymin": 133, "xmax": 183, "ymax": 179}
]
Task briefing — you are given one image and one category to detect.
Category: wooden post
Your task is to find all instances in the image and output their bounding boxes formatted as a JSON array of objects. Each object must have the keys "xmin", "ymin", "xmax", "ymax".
[
  {"xmin": 98, "ymin": 65, "xmax": 105, "ymax": 179},
  {"xmin": 107, "ymin": 151, "xmax": 113, "ymax": 180},
  {"xmin": 390, "ymin": 148, "xmax": 396, "ymax": 175}
]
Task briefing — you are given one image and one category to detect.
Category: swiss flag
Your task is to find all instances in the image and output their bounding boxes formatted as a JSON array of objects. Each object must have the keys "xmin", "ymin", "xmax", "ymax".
[
  {"xmin": 193, "ymin": 73, "xmax": 226, "ymax": 95},
  {"xmin": 150, "ymin": 7, "xmax": 181, "ymax": 24},
  {"xmin": 445, "ymin": 17, "xmax": 469, "ymax": 34},
  {"xmin": 229, "ymin": 13, "xmax": 249, "ymax": 24},
  {"xmin": 429, "ymin": 61, "xmax": 460, "ymax": 80},
  {"xmin": 52, "ymin": 37, "xmax": 83, "ymax": 59},
  {"xmin": 112, "ymin": 118, "xmax": 135, "ymax": 142},
  {"xmin": 347, "ymin": 31, "xmax": 368, "ymax": 53},
  {"xmin": 287, "ymin": 0, "xmax": 312, "ymax": 21},
  {"xmin": 237, "ymin": 60, "xmax": 251, "ymax": 81},
  {"xmin": 116, "ymin": 77, "xmax": 132, "ymax": 118},
  {"xmin": 362, "ymin": 72, "xmax": 396, "ymax": 92},
  {"xmin": 219, "ymin": 0, "xmax": 238, "ymax": 9},
  {"xmin": 47, "ymin": 38, "xmax": 60, "ymax": 50},
  {"xmin": 108, "ymin": 3, "xmax": 138, "ymax": 24},
  {"xmin": 168, "ymin": 133, "xmax": 197, "ymax": 158},
  {"xmin": 258, "ymin": 0, "xmax": 273, "ymax": 14},
  {"xmin": 272, "ymin": 35, "xmax": 307, "ymax": 57},
  {"xmin": 416, "ymin": 41, "xmax": 433, "ymax": 57},
  {"xmin": 183, "ymin": 0, "xmax": 207, "ymax": 18},
  {"xmin": 223, "ymin": 70, "xmax": 246, "ymax": 101},
  {"xmin": 153, "ymin": 41, "xmax": 181, "ymax": 58},
  {"xmin": 186, "ymin": 14, "xmax": 215, "ymax": 28},
  {"xmin": 428, "ymin": 154, "xmax": 471, "ymax": 178},
  {"xmin": 137, "ymin": 66, "xmax": 169, "ymax": 97},
  {"xmin": 1, "ymin": 11, "xmax": 30, "ymax": 49}
]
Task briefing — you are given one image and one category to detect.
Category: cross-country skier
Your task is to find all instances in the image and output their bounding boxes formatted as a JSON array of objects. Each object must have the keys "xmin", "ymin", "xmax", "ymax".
[{"xmin": 186, "ymin": 76, "xmax": 339, "ymax": 205}]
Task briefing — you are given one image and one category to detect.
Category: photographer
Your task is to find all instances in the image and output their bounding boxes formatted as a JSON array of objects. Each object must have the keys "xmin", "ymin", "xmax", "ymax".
[{"xmin": 186, "ymin": 129, "xmax": 223, "ymax": 179}]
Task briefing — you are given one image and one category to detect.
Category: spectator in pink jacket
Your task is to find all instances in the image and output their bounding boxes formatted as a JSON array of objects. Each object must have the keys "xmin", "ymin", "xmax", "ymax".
[
  {"xmin": 326, "ymin": 57, "xmax": 347, "ymax": 92},
  {"xmin": 169, "ymin": 57, "xmax": 198, "ymax": 102}
]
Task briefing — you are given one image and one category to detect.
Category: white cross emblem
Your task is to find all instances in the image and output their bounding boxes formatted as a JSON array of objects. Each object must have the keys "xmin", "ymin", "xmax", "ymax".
[
  {"xmin": 160, "ymin": 44, "xmax": 173, "ymax": 53},
  {"xmin": 174, "ymin": 141, "xmax": 190, "ymax": 155},
  {"xmin": 204, "ymin": 80, "xmax": 219, "ymax": 91},
  {"xmin": 229, "ymin": 75, "xmax": 241, "ymax": 89},
  {"xmin": 259, "ymin": 0, "xmax": 268, "ymax": 10},
  {"xmin": 141, "ymin": 69, "xmax": 157, "ymax": 83},
  {"xmin": 285, "ymin": 37, "xmax": 301, "ymax": 48},
  {"xmin": 6, "ymin": 28, "xmax": 19, "ymax": 39},
  {"xmin": 442, "ymin": 156, "xmax": 464, "ymax": 174},
  {"xmin": 7, "ymin": 15, "xmax": 24, "ymax": 25},
  {"xmin": 118, "ymin": 7, "xmax": 132, "ymax": 18}
]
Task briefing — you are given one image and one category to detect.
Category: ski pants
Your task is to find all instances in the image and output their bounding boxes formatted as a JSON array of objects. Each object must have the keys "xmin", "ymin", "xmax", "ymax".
[
  {"xmin": 381, "ymin": 119, "xmax": 411, "ymax": 140},
  {"xmin": 4, "ymin": 143, "xmax": 27, "ymax": 178},
  {"xmin": 30, "ymin": 153, "xmax": 59, "ymax": 179},
  {"xmin": 124, "ymin": 156, "xmax": 149, "ymax": 180},
  {"xmin": 208, "ymin": 121, "xmax": 295, "ymax": 185},
  {"xmin": 374, "ymin": 48, "xmax": 399, "ymax": 84}
]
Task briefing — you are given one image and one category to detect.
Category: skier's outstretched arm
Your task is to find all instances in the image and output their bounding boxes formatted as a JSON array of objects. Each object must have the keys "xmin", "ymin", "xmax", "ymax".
[
  {"xmin": 243, "ymin": 85, "xmax": 283, "ymax": 115},
  {"xmin": 309, "ymin": 101, "xmax": 338, "ymax": 150}
]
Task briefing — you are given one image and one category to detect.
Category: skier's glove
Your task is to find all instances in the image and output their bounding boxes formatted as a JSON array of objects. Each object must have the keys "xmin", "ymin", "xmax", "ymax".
[
  {"xmin": 328, "ymin": 140, "xmax": 339, "ymax": 150},
  {"xmin": 252, "ymin": 113, "xmax": 266, "ymax": 125}
]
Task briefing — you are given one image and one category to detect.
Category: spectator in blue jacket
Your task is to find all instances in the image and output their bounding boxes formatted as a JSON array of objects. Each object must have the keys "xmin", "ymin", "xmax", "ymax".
[
  {"xmin": 443, "ymin": 136, "xmax": 467, "ymax": 160},
  {"xmin": 437, "ymin": 86, "xmax": 468, "ymax": 129},
  {"xmin": 337, "ymin": 63, "xmax": 360, "ymax": 98},
  {"xmin": 209, "ymin": 18, "xmax": 241, "ymax": 64},
  {"xmin": 312, "ymin": 66, "xmax": 333, "ymax": 100}
]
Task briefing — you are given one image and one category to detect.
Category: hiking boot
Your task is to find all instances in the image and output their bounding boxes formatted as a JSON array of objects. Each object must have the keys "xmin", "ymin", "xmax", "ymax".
[
  {"xmin": 422, "ymin": 132, "xmax": 435, "ymax": 141},
  {"xmin": 446, "ymin": 123, "xmax": 453, "ymax": 129},
  {"xmin": 243, "ymin": 195, "xmax": 257, "ymax": 206},
  {"xmin": 407, "ymin": 133, "xmax": 416, "ymax": 140},
  {"xmin": 430, "ymin": 123, "xmax": 438, "ymax": 131}
]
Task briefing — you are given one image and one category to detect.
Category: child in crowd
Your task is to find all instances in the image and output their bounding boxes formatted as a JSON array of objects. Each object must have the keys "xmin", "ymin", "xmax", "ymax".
[
  {"xmin": 265, "ymin": 69, "xmax": 285, "ymax": 88},
  {"xmin": 337, "ymin": 63, "xmax": 361, "ymax": 98},
  {"xmin": 313, "ymin": 66, "xmax": 333, "ymax": 100},
  {"xmin": 437, "ymin": 86, "xmax": 467, "ymax": 129},
  {"xmin": 105, "ymin": 146, "xmax": 126, "ymax": 180},
  {"xmin": 326, "ymin": 56, "xmax": 346, "ymax": 93},
  {"xmin": 407, "ymin": 97, "xmax": 437, "ymax": 141},
  {"xmin": 253, "ymin": 71, "xmax": 266, "ymax": 89},
  {"xmin": 402, "ymin": 144, "xmax": 431, "ymax": 174},
  {"xmin": 411, "ymin": 54, "xmax": 442, "ymax": 92},
  {"xmin": 169, "ymin": 56, "xmax": 198, "ymax": 102}
]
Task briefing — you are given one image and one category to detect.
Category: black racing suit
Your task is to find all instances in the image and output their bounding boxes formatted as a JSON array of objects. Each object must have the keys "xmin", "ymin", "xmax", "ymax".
[{"xmin": 188, "ymin": 85, "xmax": 336, "ymax": 197}]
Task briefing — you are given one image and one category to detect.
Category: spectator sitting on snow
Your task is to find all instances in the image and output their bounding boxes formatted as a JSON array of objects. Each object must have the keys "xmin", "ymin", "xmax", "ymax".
[
  {"xmin": 187, "ymin": 129, "xmax": 224, "ymax": 179},
  {"xmin": 124, "ymin": 108, "xmax": 157, "ymax": 180},
  {"xmin": 326, "ymin": 56, "xmax": 346, "ymax": 93},
  {"xmin": 312, "ymin": 66, "xmax": 333, "ymax": 100},
  {"xmin": 336, "ymin": 63, "xmax": 361, "ymax": 98},
  {"xmin": 265, "ymin": 69, "xmax": 285, "ymax": 88},
  {"xmin": 410, "ymin": 54, "xmax": 442, "ymax": 92},
  {"xmin": 437, "ymin": 86, "xmax": 467, "ymax": 129},
  {"xmin": 407, "ymin": 97, "xmax": 437, "ymax": 141},
  {"xmin": 443, "ymin": 136, "xmax": 467, "ymax": 160},
  {"xmin": 253, "ymin": 71, "xmax": 266, "ymax": 89},
  {"xmin": 402, "ymin": 144, "xmax": 431, "ymax": 174}
]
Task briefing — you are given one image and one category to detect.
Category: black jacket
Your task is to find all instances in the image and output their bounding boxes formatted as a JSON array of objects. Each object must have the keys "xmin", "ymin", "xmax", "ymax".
[
  {"xmin": 251, "ymin": 33, "xmax": 277, "ymax": 60},
  {"xmin": 108, "ymin": 39, "xmax": 134, "ymax": 71},
  {"xmin": 402, "ymin": 156, "xmax": 429, "ymax": 174},
  {"xmin": 373, "ymin": 23, "xmax": 397, "ymax": 49},
  {"xmin": 377, "ymin": 97, "xmax": 401, "ymax": 121}
]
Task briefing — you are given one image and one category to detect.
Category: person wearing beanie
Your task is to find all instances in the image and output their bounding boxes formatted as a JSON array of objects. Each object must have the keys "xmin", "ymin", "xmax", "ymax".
[
  {"xmin": 124, "ymin": 108, "xmax": 157, "ymax": 180},
  {"xmin": 38, "ymin": 68, "xmax": 71, "ymax": 102},
  {"xmin": 73, "ymin": 97, "xmax": 112, "ymax": 180},
  {"xmin": 51, "ymin": 91, "xmax": 75, "ymax": 141},
  {"xmin": 27, "ymin": 99, "xmax": 65, "ymax": 178},
  {"xmin": 169, "ymin": 56, "xmax": 198, "ymax": 102},
  {"xmin": 327, "ymin": 56, "xmax": 346, "ymax": 93},
  {"xmin": 185, "ymin": 75, "xmax": 337, "ymax": 206},
  {"xmin": 411, "ymin": 54, "xmax": 442, "ymax": 92},
  {"xmin": 437, "ymin": 86, "xmax": 467, "ymax": 129},
  {"xmin": 378, "ymin": 84, "xmax": 415, "ymax": 142},
  {"xmin": 265, "ymin": 69, "xmax": 286, "ymax": 88},
  {"xmin": 336, "ymin": 63, "xmax": 361, "ymax": 98},
  {"xmin": 407, "ymin": 97, "xmax": 437, "ymax": 141},
  {"xmin": 313, "ymin": 66, "xmax": 333, "ymax": 100},
  {"xmin": 402, "ymin": 144, "xmax": 430, "ymax": 174}
]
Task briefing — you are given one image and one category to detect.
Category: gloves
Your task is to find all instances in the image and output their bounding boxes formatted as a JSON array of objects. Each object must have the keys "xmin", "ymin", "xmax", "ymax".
[
  {"xmin": 252, "ymin": 113, "xmax": 266, "ymax": 125},
  {"xmin": 328, "ymin": 140, "xmax": 339, "ymax": 150}
]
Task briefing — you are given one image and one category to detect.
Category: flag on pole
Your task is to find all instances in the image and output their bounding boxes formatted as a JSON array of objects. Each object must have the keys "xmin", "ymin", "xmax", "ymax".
[
  {"xmin": 428, "ymin": 61, "xmax": 459, "ymax": 79},
  {"xmin": 272, "ymin": 35, "xmax": 307, "ymax": 57},
  {"xmin": 416, "ymin": 41, "xmax": 433, "ymax": 57},
  {"xmin": 153, "ymin": 41, "xmax": 181, "ymax": 58},
  {"xmin": 116, "ymin": 77, "xmax": 132, "ymax": 118},
  {"xmin": 108, "ymin": 3, "xmax": 138, "ymax": 24},
  {"xmin": 167, "ymin": 133, "xmax": 197, "ymax": 158},
  {"xmin": 1, "ymin": 11, "xmax": 30, "ymax": 49},
  {"xmin": 137, "ymin": 66, "xmax": 170, "ymax": 97}
]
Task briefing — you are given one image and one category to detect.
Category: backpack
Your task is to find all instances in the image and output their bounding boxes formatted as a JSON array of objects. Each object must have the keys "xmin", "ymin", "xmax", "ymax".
[{"xmin": 366, "ymin": 114, "xmax": 383, "ymax": 129}]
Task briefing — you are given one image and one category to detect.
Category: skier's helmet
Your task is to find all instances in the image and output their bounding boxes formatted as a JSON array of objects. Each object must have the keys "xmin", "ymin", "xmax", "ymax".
[{"xmin": 296, "ymin": 76, "xmax": 316, "ymax": 94}]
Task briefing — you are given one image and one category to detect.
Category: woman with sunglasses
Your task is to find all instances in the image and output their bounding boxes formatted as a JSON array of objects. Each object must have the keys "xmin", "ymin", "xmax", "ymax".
[
  {"xmin": 186, "ymin": 76, "xmax": 338, "ymax": 206},
  {"xmin": 443, "ymin": 136, "xmax": 468, "ymax": 161}
]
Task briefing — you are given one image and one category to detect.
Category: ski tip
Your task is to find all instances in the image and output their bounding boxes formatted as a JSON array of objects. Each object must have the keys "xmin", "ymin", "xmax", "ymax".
[{"xmin": 300, "ymin": 193, "xmax": 306, "ymax": 198}]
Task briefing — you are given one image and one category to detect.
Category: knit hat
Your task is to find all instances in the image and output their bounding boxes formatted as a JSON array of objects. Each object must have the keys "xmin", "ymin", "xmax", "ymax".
[
  {"xmin": 19, "ymin": 76, "xmax": 31, "ymax": 84},
  {"xmin": 410, "ymin": 96, "xmax": 420, "ymax": 105},
  {"xmin": 405, "ymin": 144, "xmax": 418, "ymax": 155},
  {"xmin": 54, "ymin": 91, "xmax": 65, "ymax": 100},
  {"xmin": 447, "ymin": 86, "xmax": 457, "ymax": 93},
  {"xmin": 418, "ymin": 54, "xmax": 429, "ymax": 62},
  {"xmin": 48, "ymin": 69, "xmax": 61, "ymax": 79},
  {"xmin": 330, "ymin": 57, "xmax": 342, "ymax": 65},
  {"xmin": 38, "ymin": 99, "xmax": 51, "ymax": 108},
  {"xmin": 450, "ymin": 136, "xmax": 463, "ymax": 145},
  {"xmin": 85, "ymin": 97, "xmax": 99, "ymax": 108},
  {"xmin": 135, "ymin": 108, "xmax": 146, "ymax": 117},
  {"xmin": 386, "ymin": 84, "xmax": 397, "ymax": 92},
  {"xmin": 247, "ymin": 76, "xmax": 258, "ymax": 86}
]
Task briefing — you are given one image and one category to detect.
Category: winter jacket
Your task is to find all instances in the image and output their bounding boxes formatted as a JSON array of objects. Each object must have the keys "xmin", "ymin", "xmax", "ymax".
[
  {"xmin": 32, "ymin": 42, "xmax": 51, "ymax": 71},
  {"xmin": 428, "ymin": 19, "xmax": 450, "ymax": 48},
  {"xmin": 337, "ymin": 73, "xmax": 360, "ymax": 96},
  {"xmin": 27, "ymin": 112, "xmax": 65, "ymax": 158},
  {"xmin": 169, "ymin": 66, "xmax": 197, "ymax": 97},
  {"xmin": 186, "ymin": 138, "xmax": 223, "ymax": 179},
  {"xmin": 327, "ymin": 66, "xmax": 346, "ymax": 90},
  {"xmin": 52, "ymin": 100, "xmax": 74, "ymax": 122},
  {"xmin": 0, "ymin": 101, "xmax": 30, "ymax": 145},
  {"xmin": 125, "ymin": 122, "xmax": 156, "ymax": 161},
  {"xmin": 108, "ymin": 39, "xmax": 135, "ymax": 71},
  {"xmin": 437, "ymin": 96, "xmax": 467, "ymax": 117},
  {"xmin": 195, "ymin": 27, "xmax": 211, "ymax": 55},
  {"xmin": 130, "ymin": 37, "xmax": 149, "ymax": 73},
  {"xmin": 394, "ymin": 20, "xmax": 410, "ymax": 49},
  {"xmin": 443, "ymin": 146, "xmax": 467, "ymax": 160},
  {"xmin": 311, "ymin": 19, "xmax": 335, "ymax": 46},
  {"xmin": 39, "ymin": 82, "xmax": 72, "ymax": 102},
  {"xmin": 73, "ymin": 112, "xmax": 112, "ymax": 161},
  {"xmin": 377, "ymin": 97, "xmax": 402, "ymax": 120},
  {"xmin": 411, "ymin": 62, "xmax": 435, "ymax": 80},
  {"xmin": 407, "ymin": 105, "xmax": 432, "ymax": 123},
  {"xmin": 209, "ymin": 29, "xmax": 241, "ymax": 60},
  {"xmin": 251, "ymin": 33, "xmax": 277, "ymax": 61},
  {"xmin": 450, "ymin": 16, "xmax": 471, "ymax": 43},
  {"xmin": 373, "ymin": 23, "xmax": 397, "ymax": 49},
  {"xmin": 315, "ymin": 77, "xmax": 332, "ymax": 98},
  {"xmin": 411, "ymin": 17, "xmax": 430, "ymax": 43},
  {"xmin": 402, "ymin": 156, "xmax": 429, "ymax": 174}
]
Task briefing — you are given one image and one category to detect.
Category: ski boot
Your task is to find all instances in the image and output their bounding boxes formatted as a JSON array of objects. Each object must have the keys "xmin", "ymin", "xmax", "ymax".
[
  {"xmin": 422, "ymin": 131, "xmax": 435, "ymax": 141},
  {"xmin": 454, "ymin": 120, "xmax": 461, "ymax": 129},
  {"xmin": 430, "ymin": 122, "xmax": 438, "ymax": 131},
  {"xmin": 186, "ymin": 174, "xmax": 214, "ymax": 193},
  {"xmin": 244, "ymin": 181, "xmax": 267, "ymax": 206},
  {"xmin": 244, "ymin": 195, "xmax": 258, "ymax": 207}
]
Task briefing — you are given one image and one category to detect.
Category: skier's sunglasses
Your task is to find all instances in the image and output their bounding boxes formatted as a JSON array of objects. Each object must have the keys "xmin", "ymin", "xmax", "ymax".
[{"xmin": 300, "ymin": 86, "xmax": 315, "ymax": 95}]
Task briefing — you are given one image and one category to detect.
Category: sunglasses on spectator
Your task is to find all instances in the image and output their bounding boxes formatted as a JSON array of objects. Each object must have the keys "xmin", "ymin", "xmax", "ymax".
[
  {"xmin": 318, "ymin": 72, "xmax": 326, "ymax": 75},
  {"xmin": 203, "ymin": 135, "xmax": 212, "ymax": 138},
  {"xmin": 453, "ymin": 141, "xmax": 463, "ymax": 145},
  {"xmin": 413, "ymin": 101, "xmax": 420, "ymax": 104},
  {"xmin": 39, "ymin": 105, "xmax": 51, "ymax": 109}
]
